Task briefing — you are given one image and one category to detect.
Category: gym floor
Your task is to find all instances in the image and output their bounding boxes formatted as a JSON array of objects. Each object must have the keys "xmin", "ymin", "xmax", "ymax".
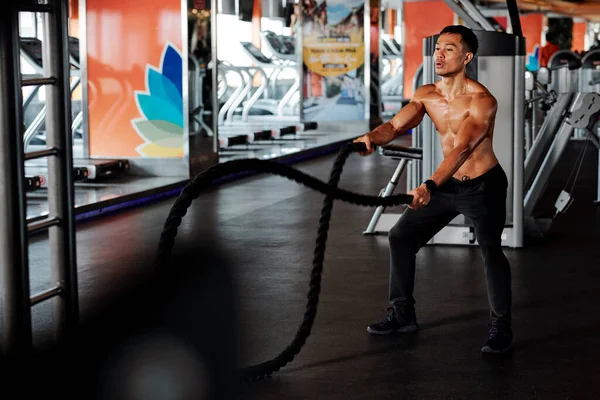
[{"xmin": 6, "ymin": 135, "xmax": 600, "ymax": 399}]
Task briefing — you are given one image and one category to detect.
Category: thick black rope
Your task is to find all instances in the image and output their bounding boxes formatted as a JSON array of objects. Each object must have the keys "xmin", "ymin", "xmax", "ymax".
[{"xmin": 155, "ymin": 142, "xmax": 413, "ymax": 382}]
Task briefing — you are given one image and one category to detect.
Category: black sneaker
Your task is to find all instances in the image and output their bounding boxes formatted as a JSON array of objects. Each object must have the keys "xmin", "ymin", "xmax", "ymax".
[
  {"xmin": 481, "ymin": 326, "xmax": 512, "ymax": 353},
  {"xmin": 367, "ymin": 308, "xmax": 419, "ymax": 335}
]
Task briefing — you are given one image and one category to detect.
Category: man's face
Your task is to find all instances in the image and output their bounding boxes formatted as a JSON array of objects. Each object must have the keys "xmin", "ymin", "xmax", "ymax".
[{"xmin": 434, "ymin": 33, "xmax": 473, "ymax": 77}]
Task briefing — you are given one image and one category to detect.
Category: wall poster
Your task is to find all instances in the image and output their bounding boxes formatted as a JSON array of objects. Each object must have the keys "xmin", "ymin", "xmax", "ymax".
[{"xmin": 302, "ymin": 0, "xmax": 367, "ymax": 121}]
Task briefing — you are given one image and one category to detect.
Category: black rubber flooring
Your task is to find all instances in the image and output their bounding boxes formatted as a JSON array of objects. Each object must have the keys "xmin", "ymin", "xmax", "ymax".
[{"xmin": 2, "ymin": 136, "xmax": 600, "ymax": 399}]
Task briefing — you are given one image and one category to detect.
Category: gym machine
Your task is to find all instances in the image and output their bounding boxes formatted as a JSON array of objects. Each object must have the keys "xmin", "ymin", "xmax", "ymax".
[
  {"xmin": 216, "ymin": 62, "xmax": 318, "ymax": 160},
  {"xmin": 216, "ymin": 61, "xmax": 318, "ymax": 149},
  {"xmin": 215, "ymin": 32, "xmax": 323, "ymax": 158},
  {"xmin": 218, "ymin": 41, "xmax": 299, "ymax": 127},
  {"xmin": 523, "ymin": 90, "xmax": 600, "ymax": 235},
  {"xmin": 520, "ymin": 49, "xmax": 600, "ymax": 233},
  {"xmin": 547, "ymin": 50, "xmax": 587, "ymax": 140},
  {"xmin": 261, "ymin": 30, "xmax": 300, "ymax": 111},
  {"xmin": 238, "ymin": 41, "xmax": 299, "ymax": 121},
  {"xmin": 216, "ymin": 63, "xmax": 293, "ymax": 155},
  {"xmin": 580, "ymin": 49, "xmax": 600, "ymax": 94},
  {"xmin": 261, "ymin": 31, "xmax": 297, "ymax": 63},
  {"xmin": 579, "ymin": 49, "xmax": 600, "ymax": 205},
  {"xmin": 363, "ymin": 144, "xmax": 423, "ymax": 235},
  {"xmin": 547, "ymin": 50, "xmax": 581, "ymax": 94},
  {"xmin": 524, "ymin": 70, "xmax": 545, "ymax": 155},
  {"xmin": 524, "ymin": 50, "xmax": 584, "ymax": 157}
]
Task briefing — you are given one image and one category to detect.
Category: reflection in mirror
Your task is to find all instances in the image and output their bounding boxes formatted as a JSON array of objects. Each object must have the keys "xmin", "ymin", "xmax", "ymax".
[
  {"xmin": 188, "ymin": 0, "xmax": 219, "ymax": 175},
  {"xmin": 214, "ymin": 0, "xmax": 302, "ymax": 162}
]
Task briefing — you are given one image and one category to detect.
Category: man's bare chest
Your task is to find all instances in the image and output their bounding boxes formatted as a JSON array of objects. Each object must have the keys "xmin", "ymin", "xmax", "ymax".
[{"xmin": 423, "ymin": 96, "xmax": 472, "ymax": 134}]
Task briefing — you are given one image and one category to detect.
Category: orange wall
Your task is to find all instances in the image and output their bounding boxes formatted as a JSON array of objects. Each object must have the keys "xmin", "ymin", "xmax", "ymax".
[
  {"xmin": 387, "ymin": 9, "xmax": 396, "ymax": 36},
  {"xmin": 252, "ymin": 0, "xmax": 262, "ymax": 86},
  {"xmin": 403, "ymin": 1, "xmax": 454, "ymax": 98},
  {"xmin": 252, "ymin": 0, "xmax": 262, "ymax": 48},
  {"xmin": 86, "ymin": 0, "xmax": 183, "ymax": 158},
  {"xmin": 69, "ymin": 0, "xmax": 79, "ymax": 37},
  {"xmin": 572, "ymin": 22, "xmax": 586, "ymax": 52},
  {"xmin": 520, "ymin": 13, "xmax": 543, "ymax": 54}
]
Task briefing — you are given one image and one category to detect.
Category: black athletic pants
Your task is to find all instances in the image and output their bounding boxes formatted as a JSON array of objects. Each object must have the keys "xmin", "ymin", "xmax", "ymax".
[{"xmin": 388, "ymin": 163, "xmax": 512, "ymax": 329}]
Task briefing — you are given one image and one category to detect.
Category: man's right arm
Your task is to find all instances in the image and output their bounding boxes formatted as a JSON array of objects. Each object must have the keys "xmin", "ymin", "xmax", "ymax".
[{"xmin": 354, "ymin": 85, "xmax": 430, "ymax": 154}]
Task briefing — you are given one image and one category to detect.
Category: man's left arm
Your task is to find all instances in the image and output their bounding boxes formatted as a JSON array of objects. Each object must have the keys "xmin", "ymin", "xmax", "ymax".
[{"xmin": 408, "ymin": 94, "xmax": 497, "ymax": 209}]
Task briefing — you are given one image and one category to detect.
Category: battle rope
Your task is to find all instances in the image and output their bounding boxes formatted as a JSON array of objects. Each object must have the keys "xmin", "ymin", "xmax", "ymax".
[{"xmin": 155, "ymin": 142, "xmax": 413, "ymax": 381}]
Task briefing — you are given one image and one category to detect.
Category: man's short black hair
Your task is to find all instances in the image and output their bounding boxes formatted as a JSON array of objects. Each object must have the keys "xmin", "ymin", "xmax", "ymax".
[{"xmin": 439, "ymin": 25, "xmax": 479, "ymax": 56}]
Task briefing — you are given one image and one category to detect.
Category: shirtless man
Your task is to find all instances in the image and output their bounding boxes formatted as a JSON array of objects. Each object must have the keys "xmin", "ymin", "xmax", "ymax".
[{"xmin": 354, "ymin": 25, "xmax": 512, "ymax": 353}]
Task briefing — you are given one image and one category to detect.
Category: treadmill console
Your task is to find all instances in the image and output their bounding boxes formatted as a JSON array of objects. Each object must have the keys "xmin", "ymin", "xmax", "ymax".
[{"xmin": 241, "ymin": 42, "xmax": 272, "ymax": 64}]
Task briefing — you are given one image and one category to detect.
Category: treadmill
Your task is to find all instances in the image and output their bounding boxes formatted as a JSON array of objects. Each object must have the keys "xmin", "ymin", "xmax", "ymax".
[{"xmin": 20, "ymin": 37, "xmax": 130, "ymax": 183}]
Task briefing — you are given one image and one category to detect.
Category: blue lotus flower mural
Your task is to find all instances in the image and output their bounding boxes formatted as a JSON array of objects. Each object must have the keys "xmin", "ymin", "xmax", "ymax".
[{"xmin": 132, "ymin": 42, "xmax": 184, "ymax": 157}]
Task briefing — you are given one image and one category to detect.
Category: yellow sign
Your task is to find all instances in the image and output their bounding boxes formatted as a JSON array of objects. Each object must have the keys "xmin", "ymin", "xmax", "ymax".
[{"xmin": 303, "ymin": 33, "xmax": 364, "ymax": 77}]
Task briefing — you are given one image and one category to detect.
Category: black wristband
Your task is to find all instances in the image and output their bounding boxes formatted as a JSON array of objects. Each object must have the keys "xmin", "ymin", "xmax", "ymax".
[{"xmin": 423, "ymin": 179, "xmax": 437, "ymax": 193}]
